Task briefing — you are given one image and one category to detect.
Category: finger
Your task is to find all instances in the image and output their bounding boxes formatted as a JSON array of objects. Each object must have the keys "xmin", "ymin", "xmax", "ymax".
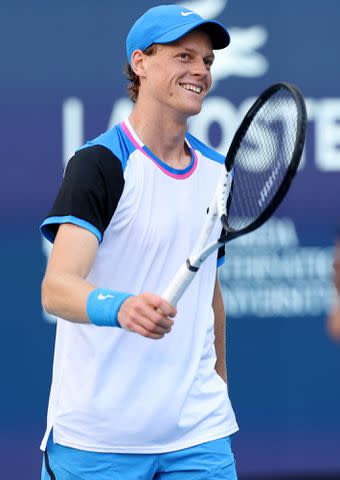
[
  {"xmin": 157, "ymin": 299, "xmax": 177, "ymax": 318},
  {"xmin": 128, "ymin": 322, "xmax": 165, "ymax": 340},
  {"xmin": 138, "ymin": 305, "xmax": 174, "ymax": 329},
  {"xmin": 153, "ymin": 298, "xmax": 177, "ymax": 318},
  {"xmin": 134, "ymin": 313, "xmax": 172, "ymax": 335},
  {"xmin": 142, "ymin": 292, "xmax": 177, "ymax": 317},
  {"xmin": 121, "ymin": 311, "xmax": 171, "ymax": 336},
  {"xmin": 133, "ymin": 300, "xmax": 174, "ymax": 328}
]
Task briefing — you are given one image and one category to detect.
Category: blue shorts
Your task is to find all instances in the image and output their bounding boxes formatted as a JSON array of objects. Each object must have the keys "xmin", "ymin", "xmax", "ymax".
[{"xmin": 41, "ymin": 434, "xmax": 237, "ymax": 480}]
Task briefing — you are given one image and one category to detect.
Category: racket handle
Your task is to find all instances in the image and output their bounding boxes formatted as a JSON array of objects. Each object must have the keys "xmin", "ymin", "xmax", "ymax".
[{"xmin": 161, "ymin": 262, "xmax": 197, "ymax": 307}]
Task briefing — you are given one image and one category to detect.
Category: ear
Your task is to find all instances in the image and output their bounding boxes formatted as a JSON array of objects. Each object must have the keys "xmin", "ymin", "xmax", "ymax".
[{"xmin": 131, "ymin": 50, "xmax": 147, "ymax": 79}]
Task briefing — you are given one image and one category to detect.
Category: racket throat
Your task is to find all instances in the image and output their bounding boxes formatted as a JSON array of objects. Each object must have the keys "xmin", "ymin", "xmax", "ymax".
[{"xmin": 186, "ymin": 259, "xmax": 199, "ymax": 272}]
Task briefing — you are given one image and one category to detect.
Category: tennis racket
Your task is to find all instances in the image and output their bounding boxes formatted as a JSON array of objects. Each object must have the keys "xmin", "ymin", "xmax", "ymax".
[{"xmin": 162, "ymin": 82, "xmax": 307, "ymax": 307}]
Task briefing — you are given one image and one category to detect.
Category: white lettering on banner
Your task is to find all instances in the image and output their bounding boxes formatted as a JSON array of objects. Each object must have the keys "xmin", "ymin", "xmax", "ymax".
[
  {"xmin": 222, "ymin": 249, "xmax": 332, "ymax": 281},
  {"xmin": 219, "ymin": 218, "xmax": 334, "ymax": 318},
  {"xmin": 222, "ymin": 284, "xmax": 333, "ymax": 318},
  {"xmin": 60, "ymin": 96, "xmax": 340, "ymax": 173},
  {"xmin": 231, "ymin": 217, "xmax": 299, "ymax": 248},
  {"xmin": 315, "ymin": 99, "xmax": 340, "ymax": 171}
]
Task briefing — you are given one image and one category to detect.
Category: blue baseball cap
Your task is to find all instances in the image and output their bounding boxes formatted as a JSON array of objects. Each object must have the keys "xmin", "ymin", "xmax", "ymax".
[{"xmin": 126, "ymin": 5, "xmax": 230, "ymax": 65}]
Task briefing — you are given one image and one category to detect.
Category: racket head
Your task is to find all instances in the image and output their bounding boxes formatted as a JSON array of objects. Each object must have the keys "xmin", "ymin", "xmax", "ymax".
[{"xmin": 220, "ymin": 82, "xmax": 307, "ymax": 242}]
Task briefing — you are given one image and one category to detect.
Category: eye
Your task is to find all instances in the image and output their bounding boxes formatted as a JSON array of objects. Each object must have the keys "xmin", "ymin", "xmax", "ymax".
[
  {"xmin": 204, "ymin": 58, "xmax": 214, "ymax": 68},
  {"xmin": 178, "ymin": 52, "xmax": 191, "ymax": 61}
]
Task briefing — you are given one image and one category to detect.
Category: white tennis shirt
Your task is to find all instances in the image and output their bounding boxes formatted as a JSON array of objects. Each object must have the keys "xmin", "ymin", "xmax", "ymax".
[{"xmin": 40, "ymin": 119, "xmax": 238, "ymax": 453}]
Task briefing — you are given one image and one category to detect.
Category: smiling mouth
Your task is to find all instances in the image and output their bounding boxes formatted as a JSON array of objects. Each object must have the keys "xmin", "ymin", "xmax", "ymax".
[{"xmin": 179, "ymin": 83, "xmax": 202, "ymax": 95}]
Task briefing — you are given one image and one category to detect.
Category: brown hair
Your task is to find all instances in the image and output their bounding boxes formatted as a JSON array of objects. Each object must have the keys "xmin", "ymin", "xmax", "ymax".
[{"xmin": 124, "ymin": 44, "xmax": 158, "ymax": 103}]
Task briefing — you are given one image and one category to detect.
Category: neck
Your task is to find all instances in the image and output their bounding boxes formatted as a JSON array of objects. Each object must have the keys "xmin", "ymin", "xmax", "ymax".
[{"xmin": 128, "ymin": 102, "xmax": 191, "ymax": 169}]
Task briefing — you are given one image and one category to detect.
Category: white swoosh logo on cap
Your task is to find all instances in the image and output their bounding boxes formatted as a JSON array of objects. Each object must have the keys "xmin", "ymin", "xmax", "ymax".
[{"xmin": 181, "ymin": 11, "xmax": 195, "ymax": 16}]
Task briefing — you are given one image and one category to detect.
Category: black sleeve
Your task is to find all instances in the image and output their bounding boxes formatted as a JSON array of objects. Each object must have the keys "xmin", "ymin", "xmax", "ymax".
[{"xmin": 40, "ymin": 145, "xmax": 125, "ymax": 243}]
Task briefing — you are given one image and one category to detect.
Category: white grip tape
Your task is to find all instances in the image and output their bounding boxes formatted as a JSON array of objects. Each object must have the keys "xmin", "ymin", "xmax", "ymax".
[{"xmin": 161, "ymin": 263, "xmax": 197, "ymax": 307}]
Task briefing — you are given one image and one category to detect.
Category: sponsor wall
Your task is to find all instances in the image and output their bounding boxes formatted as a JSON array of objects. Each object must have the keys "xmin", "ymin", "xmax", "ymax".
[{"xmin": 1, "ymin": 0, "xmax": 340, "ymax": 477}]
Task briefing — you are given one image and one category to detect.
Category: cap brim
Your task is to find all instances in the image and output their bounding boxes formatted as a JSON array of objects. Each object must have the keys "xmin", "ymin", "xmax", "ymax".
[{"xmin": 155, "ymin": 19, "xmax": 230, "ymax": 50}]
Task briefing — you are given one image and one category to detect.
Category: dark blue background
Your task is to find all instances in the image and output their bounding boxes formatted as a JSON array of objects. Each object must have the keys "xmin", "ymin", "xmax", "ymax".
[{"xmin": 1, "ymin": 1, "xmax": 340, "ymax": 478}]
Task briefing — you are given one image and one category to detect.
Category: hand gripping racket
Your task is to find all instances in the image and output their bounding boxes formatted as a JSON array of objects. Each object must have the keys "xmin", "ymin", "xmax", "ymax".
[{"xmin": 162, "ymin": 82, "xmax": 307, "ymax": 307}]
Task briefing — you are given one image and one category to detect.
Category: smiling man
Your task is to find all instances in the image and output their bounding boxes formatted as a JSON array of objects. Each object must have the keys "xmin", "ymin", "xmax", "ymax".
[{"xmin": 40, "ymin": 5, "xmax": 238, "ymax": 480}]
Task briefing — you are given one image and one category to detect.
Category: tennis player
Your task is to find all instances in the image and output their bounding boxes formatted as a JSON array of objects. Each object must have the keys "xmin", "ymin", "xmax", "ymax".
[{"xmin": 40, "ymin": 5, "xmax": 239, "ymax": 479}]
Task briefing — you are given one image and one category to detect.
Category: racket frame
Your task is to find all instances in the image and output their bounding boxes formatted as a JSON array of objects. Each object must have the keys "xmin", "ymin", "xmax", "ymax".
[{"xmin": 220, "ymin": 82, "xmax": 307, "ymax": 242}]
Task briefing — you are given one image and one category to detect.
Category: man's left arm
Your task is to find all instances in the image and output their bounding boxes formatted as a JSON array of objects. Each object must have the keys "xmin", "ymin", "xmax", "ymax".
[{"xmin": 212, "ymin": 273, "xmax": 227, "ymax": 383}]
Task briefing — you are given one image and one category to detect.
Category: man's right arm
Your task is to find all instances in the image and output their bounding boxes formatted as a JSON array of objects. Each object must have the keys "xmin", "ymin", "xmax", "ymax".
[{"xmin": 41, "ymin": 223, "xmax": 98, "ymax": 323}]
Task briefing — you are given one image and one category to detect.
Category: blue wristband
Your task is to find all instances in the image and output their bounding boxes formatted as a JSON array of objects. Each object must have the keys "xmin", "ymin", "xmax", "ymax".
[{"xmin": 86, "ymin": 288, "xmax": 134, "ymax": 327}]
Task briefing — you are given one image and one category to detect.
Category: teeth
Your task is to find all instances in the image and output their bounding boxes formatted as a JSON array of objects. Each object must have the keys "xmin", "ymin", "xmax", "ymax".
[{"xmin": 180, "ymin": 84, "xmax": 202, "ymax": 94}]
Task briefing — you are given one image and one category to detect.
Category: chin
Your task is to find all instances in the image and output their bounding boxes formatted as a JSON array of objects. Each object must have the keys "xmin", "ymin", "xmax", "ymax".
[
  {"xmin": 187, "ymin": 105, "xmax": 203, "ymax": 116},
  {"xmin": 178, "ymin": 101, "xmax": 203, "ymax": 117}
]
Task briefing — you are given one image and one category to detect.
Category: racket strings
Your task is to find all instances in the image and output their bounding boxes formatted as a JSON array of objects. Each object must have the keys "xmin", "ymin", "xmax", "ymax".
[{"xmin": 227, "ymin": 88, "xmax": 300, "ymax": 231}]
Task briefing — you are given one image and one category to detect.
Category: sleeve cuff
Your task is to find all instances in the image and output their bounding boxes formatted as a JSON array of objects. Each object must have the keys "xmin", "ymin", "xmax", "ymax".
[{"xmin": 40, "ymin": 215, "xmax": 102, "ymax": 244}]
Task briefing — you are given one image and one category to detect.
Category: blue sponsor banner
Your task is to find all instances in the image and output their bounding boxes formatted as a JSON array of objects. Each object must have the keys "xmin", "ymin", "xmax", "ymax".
[{"xmin": 1, "ymin": 0, "xmax": 340, "ymax": 478}]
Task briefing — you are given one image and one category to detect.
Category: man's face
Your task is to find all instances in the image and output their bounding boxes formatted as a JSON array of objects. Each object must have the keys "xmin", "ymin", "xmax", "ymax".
[{"xmin": 139, "ymin": 29, "xmax": 214, "ymax": 118}]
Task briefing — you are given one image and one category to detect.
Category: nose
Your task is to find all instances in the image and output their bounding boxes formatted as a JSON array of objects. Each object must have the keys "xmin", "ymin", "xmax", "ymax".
[{"xmin": 191, "ymin": 58, "xmax": 209, "ymax": 77}]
